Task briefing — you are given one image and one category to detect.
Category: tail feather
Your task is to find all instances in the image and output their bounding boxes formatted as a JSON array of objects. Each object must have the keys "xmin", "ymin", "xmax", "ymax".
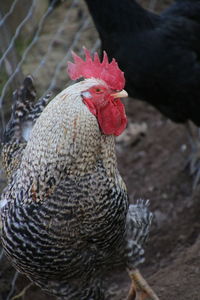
[
  {"xmin": 1, "ymin": 76, "xmax": 51, "ymax": 179},
  {"xmin": 3, "ymin": 76, "xmax": 36, "ymax": 144},
  {"xmin": 3, "ymin": 76, "xmax": 51, "ymax": 143}
]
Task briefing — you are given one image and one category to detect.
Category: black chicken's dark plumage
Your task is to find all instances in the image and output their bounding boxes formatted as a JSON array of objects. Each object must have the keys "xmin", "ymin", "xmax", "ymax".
[
  {"xmin": 84, "ymin": 0, "xmax": 200, "ymax": 187},
  {"xmin": 85, "ymin": 0, "xmax": 200, "ymax": 125}
]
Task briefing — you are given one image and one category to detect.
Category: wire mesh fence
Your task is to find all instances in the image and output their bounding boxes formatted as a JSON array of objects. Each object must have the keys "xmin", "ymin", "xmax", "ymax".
[
  {"xmin": 0, "ymin": 0, "xmax": 159, "ymax": 135},
  {"xmin": 0, "ymin": 0, "xmax": 100, "ymax": 135},
  {"xmin": 0, "ymin": 0, "xmax": 160, "ymax": 298}
]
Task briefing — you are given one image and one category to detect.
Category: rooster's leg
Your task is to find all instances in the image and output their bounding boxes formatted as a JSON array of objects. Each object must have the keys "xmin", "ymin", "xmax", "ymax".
[{"xmin": 127, "ymin": 269, "xmax": 159, "ymax": 300}]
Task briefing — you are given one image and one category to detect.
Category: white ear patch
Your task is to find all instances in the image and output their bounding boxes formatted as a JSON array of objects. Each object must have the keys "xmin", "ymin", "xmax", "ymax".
[
  {"xmin": 22, "ymin": 121, "xmax": 34, "ymax": 141},
  {"xmin": 81, "ymin": 91, "xmax": 92, "ymax": 98}
]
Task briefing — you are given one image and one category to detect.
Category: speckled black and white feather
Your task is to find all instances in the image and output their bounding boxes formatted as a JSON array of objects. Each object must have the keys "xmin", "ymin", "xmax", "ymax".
[
  {"xmin": 125, "ymin": 200, "xmax": 153, "ymax": 268},
  {"xmin": 1, "ymin": 76, "xmax": 51, "ymax": 179}
]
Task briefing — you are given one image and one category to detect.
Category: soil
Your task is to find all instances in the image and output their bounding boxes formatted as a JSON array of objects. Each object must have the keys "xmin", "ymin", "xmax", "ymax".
[{"xmin": 0, "ymin": 0, "xmax": 200, "ymax": 300}]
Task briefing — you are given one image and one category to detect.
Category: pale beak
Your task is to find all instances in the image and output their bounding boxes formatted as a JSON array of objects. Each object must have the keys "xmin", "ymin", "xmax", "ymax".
[{"xmin": 112, "ymin": 89, "xmax": 128, "ymax": 99}]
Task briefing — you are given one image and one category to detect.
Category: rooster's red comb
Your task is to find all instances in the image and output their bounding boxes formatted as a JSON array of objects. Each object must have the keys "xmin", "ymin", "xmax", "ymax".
[{"xmin": 67, "ymin": 48, "xmax": 125, "ymax": 90}]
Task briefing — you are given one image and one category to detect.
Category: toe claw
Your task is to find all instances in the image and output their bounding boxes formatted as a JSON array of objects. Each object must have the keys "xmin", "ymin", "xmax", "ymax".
[{"xmin": 127, "ymin": 269, "xmax": 160, "ymax": 300}]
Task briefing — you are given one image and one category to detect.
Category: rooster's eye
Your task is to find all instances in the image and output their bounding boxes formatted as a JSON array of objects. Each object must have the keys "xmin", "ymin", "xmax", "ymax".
[{"xmin": 95, "ymin": 88, "xmax": 103, "ymax": 93}]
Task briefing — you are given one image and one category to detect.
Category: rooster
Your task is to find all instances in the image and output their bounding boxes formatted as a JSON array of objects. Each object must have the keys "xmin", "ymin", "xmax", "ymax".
[
  {"xmin": 84, "ymin": 0, "xmax": 200, "ymax": 188},
  {"xmin": 0, "ymin": 49, "xmax": 158, "ymax": 300}
]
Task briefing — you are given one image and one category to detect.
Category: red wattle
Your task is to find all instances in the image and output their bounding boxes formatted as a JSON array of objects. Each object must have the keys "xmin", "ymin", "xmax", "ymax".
[{"xmin": 97, "ymin": 99, "xmax": 127, "ymax": 136}]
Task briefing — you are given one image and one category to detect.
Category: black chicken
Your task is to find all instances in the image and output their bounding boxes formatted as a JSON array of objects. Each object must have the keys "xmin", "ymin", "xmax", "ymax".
[{"xmin": 84, "ymin": 0, "xmax": 200, "ymax": 188}]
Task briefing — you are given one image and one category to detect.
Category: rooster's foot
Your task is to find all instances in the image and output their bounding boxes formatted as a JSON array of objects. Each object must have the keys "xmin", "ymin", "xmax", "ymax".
[{"xmin": 127, "ymin": 269, "xmax": 159, "ymax": 300}]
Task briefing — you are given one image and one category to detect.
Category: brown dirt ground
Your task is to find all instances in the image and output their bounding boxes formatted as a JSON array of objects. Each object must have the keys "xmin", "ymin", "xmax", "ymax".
[{"xmin": 0, "ymin": 0, "xmax": 200, "ymax": 299}]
